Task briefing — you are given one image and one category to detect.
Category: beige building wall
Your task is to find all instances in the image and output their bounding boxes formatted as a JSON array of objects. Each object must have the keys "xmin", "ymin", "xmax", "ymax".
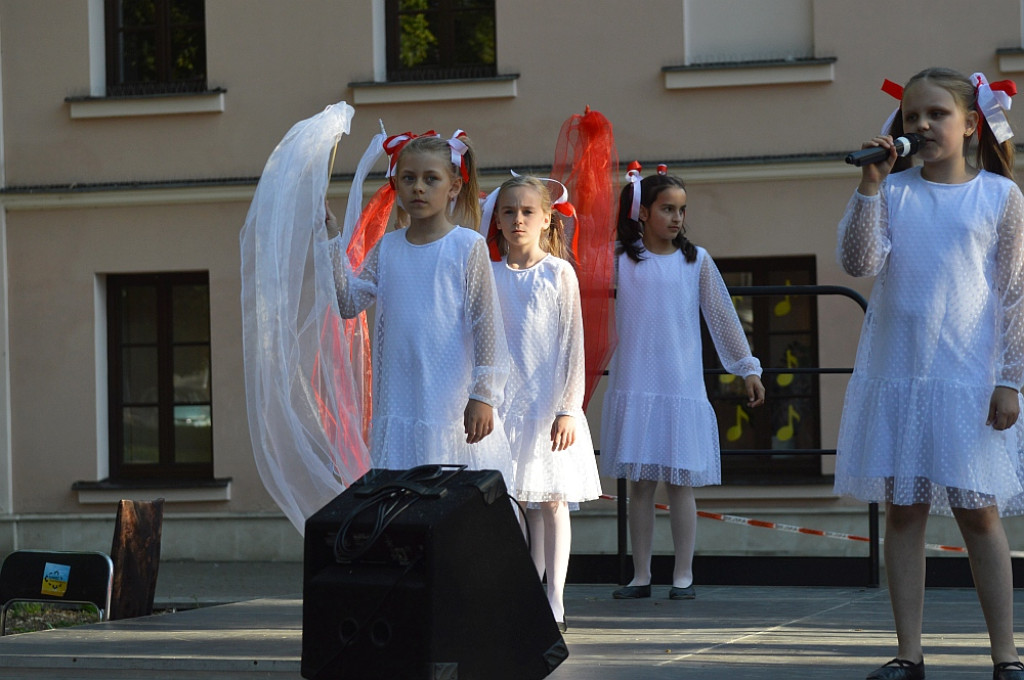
[{"xmin": 0, "ymin": 0, "xmax": 1022, "ymax": 562}]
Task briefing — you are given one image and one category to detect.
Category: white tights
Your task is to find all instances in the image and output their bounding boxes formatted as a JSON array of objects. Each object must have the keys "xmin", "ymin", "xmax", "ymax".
[
  {"xmin": 626, "ymin": 480, "xmax": 696, "ymax": 588},
  {"xmin": 523, "ymin": 501, "xmax": 572, "ymax": 623}
]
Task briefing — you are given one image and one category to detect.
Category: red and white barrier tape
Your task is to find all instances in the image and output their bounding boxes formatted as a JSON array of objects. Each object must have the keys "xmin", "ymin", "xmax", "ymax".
[{"xmin": 599, "ymin": 494, "xmax": 1024, "ymax": 558}]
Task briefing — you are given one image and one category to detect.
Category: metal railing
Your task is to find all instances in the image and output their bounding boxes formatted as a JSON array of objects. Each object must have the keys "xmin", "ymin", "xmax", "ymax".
[{"xmin": 612, "ymin": 284, "xmax": 879, "ymax": 586}]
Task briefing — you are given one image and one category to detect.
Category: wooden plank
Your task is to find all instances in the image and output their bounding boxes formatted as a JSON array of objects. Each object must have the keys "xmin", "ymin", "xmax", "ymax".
[{"xmin": 109, "ymin": 499, "xmax": 164, "ymax": 621}]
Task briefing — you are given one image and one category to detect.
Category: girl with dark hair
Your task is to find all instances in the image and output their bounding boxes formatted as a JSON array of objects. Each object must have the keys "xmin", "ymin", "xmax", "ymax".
[{"xmin": 600, "ymin": 163, "xmax": 765, "ymax": 601}]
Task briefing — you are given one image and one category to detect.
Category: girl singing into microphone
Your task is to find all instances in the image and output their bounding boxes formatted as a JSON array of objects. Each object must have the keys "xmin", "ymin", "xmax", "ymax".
[{"xmin": 835, "ymin": 67, "xmax": 1024, "ymax": 680}]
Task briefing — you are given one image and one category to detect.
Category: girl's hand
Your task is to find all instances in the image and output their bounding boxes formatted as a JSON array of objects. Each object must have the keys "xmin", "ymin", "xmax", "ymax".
[
  {"xmin": 464, "ymin": 399, "xmax": 494, "ymax": 443},
  {"xmin": 550, "ymin": 415, "xmax": 577, "ymax": 451},
  {"xmin": 857, "ymin": 135, "xmax": 898, "ymax": 196},
  {"xmin": 745, "ymin": 375, "xmax": 766, "ymax": 408},
  {"xmin": 986, "ymin": 386, "xmax": 1020, "ymax": 431},
  {"xmin": 324, "ymin": 199, "xmax": 341, "ymax": 239}
]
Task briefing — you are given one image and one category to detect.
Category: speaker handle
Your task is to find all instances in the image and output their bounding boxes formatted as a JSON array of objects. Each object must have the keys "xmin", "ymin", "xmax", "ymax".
[{"xmin": 352, "ymin": 480, "xmax": 449, "ymax": 499}]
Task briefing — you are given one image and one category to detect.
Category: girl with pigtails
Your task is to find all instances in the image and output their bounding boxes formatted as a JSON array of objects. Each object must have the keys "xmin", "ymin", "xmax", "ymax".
[
  {"xmin": 480, "ymin": 174, "xmax": 603, "ymax": 633},
  {"xmin": 325, "ymin": 131, "xmax": 514, "ymax": 487},
  {"xmin": 835, "ymin": 68, "xmax": 1024, "ymax": 680},
  {"xmin": 600, "ymin": 163, "xmax": 765, "ymax": 601}
]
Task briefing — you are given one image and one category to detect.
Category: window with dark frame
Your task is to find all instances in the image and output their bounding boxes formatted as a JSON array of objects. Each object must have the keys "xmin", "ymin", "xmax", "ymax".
[
  {"xmin": 701, "ymin": 256, "xmax": 823, "ymax": 485},
  {"xmin": 105, "ymin": 0, "xmax": 207, "ymax": 97},
  {"xmin": 385, "ymin": 0, "xmax": 496, "ymax": 82},
  {"xmin": 107, "ymin": 272, "xmax": 213, "ymax": 480}
]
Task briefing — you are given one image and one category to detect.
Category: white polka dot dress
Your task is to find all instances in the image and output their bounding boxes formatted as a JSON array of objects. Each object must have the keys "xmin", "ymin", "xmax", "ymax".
[
  {"xmin": 834, "ymin": 168, "xmax": 1024, "ymax": 515},
  {"xmin": 329, "ymin": 226, "xmax": 514, "ymax": 487},
  {"xmin": 492, "ymin": 255, "xmax": 602, "ymax": 508},
  {"xmin": 600, "ymin": 246, "xmax": 762, "ymax": 486}
]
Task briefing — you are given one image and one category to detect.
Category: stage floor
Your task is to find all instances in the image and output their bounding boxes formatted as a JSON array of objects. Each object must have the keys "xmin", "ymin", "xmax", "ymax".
[{"xmin": 0, "ymin": 583, "xmax": 1017, "ymax": 679}]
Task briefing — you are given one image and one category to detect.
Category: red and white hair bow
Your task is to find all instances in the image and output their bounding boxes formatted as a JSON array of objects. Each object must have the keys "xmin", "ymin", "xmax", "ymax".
[
  {"xmin": 971, "ymin": 72, "xmax": 1016, "ymax": 144},
  {"xmin": 625, "ymin": 161, "xmax": 643, "ymax": 221},
  {"xmin": 447, "ymin": 129, "xmax": 471, "ymax": 183},
  {"xmin": 382, "ymin": 129, "xmax": 471, "ymax": 185},
  {"xmin": 382, "ymin": 130, "xmax": 433, "ymax": 184}
]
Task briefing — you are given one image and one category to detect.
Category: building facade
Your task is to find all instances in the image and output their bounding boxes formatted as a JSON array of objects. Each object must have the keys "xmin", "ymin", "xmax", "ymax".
[{"xmin": 0, "ymin": 0, "xmax": 1022, "ymax": 566}]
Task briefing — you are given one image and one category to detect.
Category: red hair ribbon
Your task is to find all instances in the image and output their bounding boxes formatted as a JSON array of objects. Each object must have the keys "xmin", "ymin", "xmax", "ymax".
[{"xmin": 881, "ymin": 79, "xmax": 904, "ymax": 101}]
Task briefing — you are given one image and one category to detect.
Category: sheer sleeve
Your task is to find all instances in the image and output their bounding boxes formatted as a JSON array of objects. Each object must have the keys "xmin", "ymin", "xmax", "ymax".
[
  {"xmin": 327, "ymin": 236, "xmax": 379, "ymax": 319},
  {"xmin": 836, "ymin": 189, "xmax": 891, "ymax": 277},
  {"xmin": 699, "ymin": 253, "xmax": 762, "ymax": 377},
  {"xmin": 995, "ymin": 186, "xmax": 1024, "ymax": 389},
  {"xmin": 554, "ymin": 263, "xmax": 586, "ymax": 417},
  {"xmin": 464, "ymin": 237, "xmax": 510, "ymax": 407}
]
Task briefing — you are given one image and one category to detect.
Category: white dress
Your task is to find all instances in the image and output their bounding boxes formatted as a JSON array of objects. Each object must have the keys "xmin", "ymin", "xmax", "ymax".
[
  {"xmin": 492, "ymin": 255, "xmax": 602, "ymax": 508},
  {"xmin": 834, "ymin": 168, "xmax": 1024, "ymax": 515},
  {"xmin": 329, "ymin": 226, "xmax": 514, "ymax": 487},
  {"xmin": 600, "ymin": 246, "xmax": 762, "ymax": 485}
]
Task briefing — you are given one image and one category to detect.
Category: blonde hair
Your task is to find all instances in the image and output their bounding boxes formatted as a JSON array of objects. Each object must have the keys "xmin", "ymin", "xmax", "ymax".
[
  {"xmin": 394, "ymin": 134, "xmax": 482, "ymax": 228},
  {"xmin": 889, "ymin": 67, "xmax": 1015, "ymax": 179},
  {"xmin": 492, "ymin": 175, "xmax": 575, "ymax": 264}
]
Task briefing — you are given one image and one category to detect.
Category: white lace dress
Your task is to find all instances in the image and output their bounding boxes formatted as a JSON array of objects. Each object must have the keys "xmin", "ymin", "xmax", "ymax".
[
  {"xmin": 492, "ymin": 255, "xmax": 602, "ymax": 508},
  {"xmin": 600, "ymin": 246, "xmax": 762, "ymax": 485},
  {"xmin": 329, "ymin": 226, "xmax": 514, "ymax": 487},
  {"xmin": 834, "ymin": 168, "xmax": 1024, "ymax": 515}
]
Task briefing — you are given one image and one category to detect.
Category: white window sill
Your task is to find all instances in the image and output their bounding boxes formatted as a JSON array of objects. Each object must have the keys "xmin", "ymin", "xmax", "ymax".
[
  {"xmin": 662, "ymin": 58, "xmax": 836, "ymax": 90},
  {"xmin": 72, "ymin": 479, "xmax": 231, "ymax": 504},
  {"xmin": 348, "ymin": 75, "xmax": 518, "ymax": 105},
  {"xmin": 65, "ymin": 89, "xmax": 226, "ymax": 120},
  {"xmin": 997, "ymin": 48, "xmax": 1024, "ymax": 72}
]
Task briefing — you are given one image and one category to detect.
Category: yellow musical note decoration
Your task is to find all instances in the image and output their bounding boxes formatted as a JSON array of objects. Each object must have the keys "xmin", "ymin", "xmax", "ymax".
[
  {"xmin": 774, "ymin": 279, "xmax": 792, "ymax": 317},
  {"xmin": 775, "ymin": 404, "xmax": 801, "ymax": 442},
  {"xmin": 776, "ymin": 348, "xmax": 799, "ymax": 387},
  {"xmin": 726, "ymin": 404, "xmax": 750, "ymax": 442}
]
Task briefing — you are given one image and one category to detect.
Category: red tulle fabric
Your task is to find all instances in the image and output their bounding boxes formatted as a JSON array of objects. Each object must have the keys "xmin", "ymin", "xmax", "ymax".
[
  {"xmin": 551, "ymin": 108, "xmax": 619, "ymax": 411},
  {"xmin": 344, "ymin": 182, "xmax": 395, "ymax": 441}
]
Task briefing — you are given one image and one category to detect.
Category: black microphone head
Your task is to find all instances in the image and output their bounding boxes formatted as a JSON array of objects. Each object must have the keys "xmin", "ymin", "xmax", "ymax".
[{"xmin": 897, "ymin": 133, "xmax": 926, "ymax": 155}]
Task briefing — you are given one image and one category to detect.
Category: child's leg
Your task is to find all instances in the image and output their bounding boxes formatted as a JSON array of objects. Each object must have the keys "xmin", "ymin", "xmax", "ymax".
[
  {"xmin": 524, "ymin": 507, "xmax": 546, "ymax": 580},
  {"xmin": 626, "ymin": 479, "xmax": 658, "ymax": 586},
  {"xmin": 951, "ymin": 505, "xmax": 1020, "ymax": 665},
  {"xmin": 666, "ymin": 483, "xmax": 697, "ymax": 588},
  {"xmin": 884, "ymin": 502, "xmax": 930, "ymax": 663},
  {"xmin": 537, "ymin": 501, "xmax": 571, "ymax": 623}
]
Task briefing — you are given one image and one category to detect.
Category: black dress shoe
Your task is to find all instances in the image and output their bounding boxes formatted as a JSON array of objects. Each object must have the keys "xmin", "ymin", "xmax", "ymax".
[
  {"xmin": 866, "ymin": 658, "xmax": 925, "ymax": 680},
  {"xmin": 995, "ymin": 661, "xmax": 1024, "ymax": 680},
  {"xmin": 612, "ymin": 584, "xmax": 651, "ymax": 599},
  {"xmin": 668, "ymin": 585, "xmax": 696, "ymax": 600}
]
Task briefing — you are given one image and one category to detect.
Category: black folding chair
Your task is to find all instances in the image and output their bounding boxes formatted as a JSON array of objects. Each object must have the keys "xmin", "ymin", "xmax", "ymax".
[{"xmin": 0, "ymin": 549, "xmax": 113, "ymax": 634}]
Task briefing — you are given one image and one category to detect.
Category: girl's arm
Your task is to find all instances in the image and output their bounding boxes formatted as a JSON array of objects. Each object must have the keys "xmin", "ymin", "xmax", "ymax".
[
  {"xmin": 551, "ymin": 264, "xmax": 587, "ymax": 450},
  {"xmin": 994, "ymin": 185, "xmax": 1024, "ymax": 392},
  {"xmin": 836, "ymin": 185, "xmax": 891, "ymax": 278},
  {"xmin": 699, "ymin": 253, "xmax": 763, "ymax": 382},
  {"xmin": 324, "ymin": 203, "xmax": 379, "ymax": 318},
  {"xmin": 463, "ymin": 237, "xmax": 511, "ymax": 410}
]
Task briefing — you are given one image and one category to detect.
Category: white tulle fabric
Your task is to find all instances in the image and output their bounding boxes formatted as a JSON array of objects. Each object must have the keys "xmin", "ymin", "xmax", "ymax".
[
  {"xmin": 240, "ymin": 102, "xmax": 373, "ymax": 534},
  {"xmin": 834, "ymin": 168, "xmax": 1024, "ymax": 515},
  {"xmin": 600, "ymin": 247, "xmax": 762, "ymax": 485},
  {"xmin": 327, "ymin": 226, "xmax": 514, "ymax": 487},
  {"xmin": 492, "ymin": 255, "xmax": 603, "ymax": 508}
]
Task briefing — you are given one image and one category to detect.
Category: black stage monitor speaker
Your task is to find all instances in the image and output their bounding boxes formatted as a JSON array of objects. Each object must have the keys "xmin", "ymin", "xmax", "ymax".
[{"xmin": 301, "ymin": 465, "xmax": 568, "ymax": 680}]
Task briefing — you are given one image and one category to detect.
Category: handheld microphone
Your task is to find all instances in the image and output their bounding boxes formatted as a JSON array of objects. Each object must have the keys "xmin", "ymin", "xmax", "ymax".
[{"xmin": 844, "ymin": 133, "xmax": 926, "ymax": 166}]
